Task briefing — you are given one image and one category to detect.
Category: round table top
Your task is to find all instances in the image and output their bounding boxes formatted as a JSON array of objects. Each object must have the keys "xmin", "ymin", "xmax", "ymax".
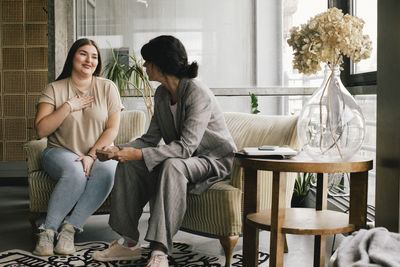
[{"xmin": 235, "ymin": 154, "xmax": 373, "ymax": 173}]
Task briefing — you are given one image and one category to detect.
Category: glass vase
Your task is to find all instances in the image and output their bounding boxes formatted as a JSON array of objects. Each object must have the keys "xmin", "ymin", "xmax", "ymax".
[{"xmin": 297, "ymin": 65, "xmax": 365, "ymax": 162}]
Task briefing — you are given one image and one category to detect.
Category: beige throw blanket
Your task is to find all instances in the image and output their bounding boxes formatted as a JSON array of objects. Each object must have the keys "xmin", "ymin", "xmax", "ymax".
[{"xmin": 332, "ymin": 227, "xmax": 400, "ymax": 267}]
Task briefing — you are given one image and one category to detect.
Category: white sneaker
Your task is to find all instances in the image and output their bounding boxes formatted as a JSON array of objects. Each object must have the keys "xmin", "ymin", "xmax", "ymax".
[
  {"xmin": 146, "ymin": 254, "xmax": 169, "ymax": 267},
  {"xmin": 32, "ymin": 229, "xmax": 54, "ymax": 256},
  {"xmin": 54, "ymin": 223, "xmax": 76, "ymax": 255},
  {"xmin": 92, "ymin": 240, "xmax": 142, "ymax": 261}
]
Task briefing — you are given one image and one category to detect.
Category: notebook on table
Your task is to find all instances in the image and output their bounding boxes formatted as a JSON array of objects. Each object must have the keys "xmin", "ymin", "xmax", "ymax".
[{"xmin": 235, "ymin": 146, "xmax": 298, "ymax": 159}]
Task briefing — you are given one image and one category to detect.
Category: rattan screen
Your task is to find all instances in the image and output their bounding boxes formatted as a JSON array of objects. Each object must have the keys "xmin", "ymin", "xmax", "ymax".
[
  {"xmin": 2, "ymin": 48, "xmax": 24, "ymax": 70},
  {"xmin": 0, "ymin": 142, "xmax": 3, "ymax": 161},
  {"xmin": 2, "ymin": 24, "xmax": 24, "ymax": 46},
  {"xmin": 27, "ymin": 118, "xmax": 36, "ymax": 141},
  {"xmin": 5, "ymin": 142, "xmax": 25, "ymax": 161},
  {"xmin": 5, "ymin": 118, "xmax": 27, "ymax": 140},
  {"xmin": 27, "ymin": 95, "xmax": 40, "ymax": 117},
  {"xmin": 27, "ymin": 71, "xmax": 48, "ymax": 93},
  {"xmin": 1, "ymin": 0, "xmax": 48, "ymax": 162},
  {"xmin": 1, "ymin": 0, "xmax": 24, "ymax": 23},
  {"xmin": 3, "ymin": 71, "xmax": 25, "ymax": 93},
  {"xmin": 26, "ymin": 0, "xmax": 47, "ymax": 22},
  {"xmin": 26, "ymin": 24, "xmax": 48, "ymax": 46},
  {"xmin": 27, "ymin": 47, "xmax": 48, "ymax": 69},
  {"xmin": 4, "ymin": 95, "xmax": 26, "ymax": 117}
]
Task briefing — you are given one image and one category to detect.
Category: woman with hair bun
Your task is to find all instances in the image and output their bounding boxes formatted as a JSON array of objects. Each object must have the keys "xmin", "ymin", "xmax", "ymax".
[{"xmin": 93, "ymin": 35, "xmax": 236, "ymax": 266}]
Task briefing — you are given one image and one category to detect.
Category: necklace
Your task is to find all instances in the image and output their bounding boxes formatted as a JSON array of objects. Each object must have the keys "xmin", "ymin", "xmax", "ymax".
[{"xmin": 70, "ymin": 77, "xmax": 94, "ymax": 97}]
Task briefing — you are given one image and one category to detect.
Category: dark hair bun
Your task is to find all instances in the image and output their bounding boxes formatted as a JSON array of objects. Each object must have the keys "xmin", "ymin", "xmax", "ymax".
[
  {"xmin": 180, "ymin": 62, "xmax": 198, "ymax": 78},
  {"xmin": 141, "ymin": 35, "xmax": 199, "ymax": 79}
]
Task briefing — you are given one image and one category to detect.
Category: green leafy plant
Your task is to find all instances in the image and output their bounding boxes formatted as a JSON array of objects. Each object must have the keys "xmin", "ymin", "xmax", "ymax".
[
  {"xmin": 103, "ymin": 47, "xmax": 154, "ymax": 119},
  {"xmin": 249, "ymin": 93, "xmax": 260, "ymax": 114},
  {"xmin": 293, "ymin": 172, "xmax": 315, "ymax": 197},
  {"xmin": 292, "ymin": 172, "xmax": 315, "ymax": 207}
]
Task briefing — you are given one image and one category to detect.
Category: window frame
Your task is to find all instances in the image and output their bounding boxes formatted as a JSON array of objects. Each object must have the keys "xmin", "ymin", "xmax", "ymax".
[{"xmin": 329, "ymin": 0, "xmax": 377, "ymax": 89}]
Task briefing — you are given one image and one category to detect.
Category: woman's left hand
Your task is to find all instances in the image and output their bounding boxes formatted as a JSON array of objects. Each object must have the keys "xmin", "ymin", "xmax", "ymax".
[
  {"xmin": 76, "ymin": 155, "xmax": 95, "ymax": 178},
  {"xmin": 112, "ymin": 147, "xmax": 143, "ymax": 162}
]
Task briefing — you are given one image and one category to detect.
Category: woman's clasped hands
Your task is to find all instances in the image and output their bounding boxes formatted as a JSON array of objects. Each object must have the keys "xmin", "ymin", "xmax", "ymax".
[{"xmin": 96, "ymin": 146, "xmax": 143, "ymax": 162}]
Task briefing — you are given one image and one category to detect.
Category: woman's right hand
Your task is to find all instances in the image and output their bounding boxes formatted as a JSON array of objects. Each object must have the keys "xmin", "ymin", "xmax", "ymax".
[
  {"xmin": 96, "ymin": 146, "xmax": 120, "ymax": 161},
  {"xmin": 66, "ymin": 95, "xmax": 94, "ymax": 112}
]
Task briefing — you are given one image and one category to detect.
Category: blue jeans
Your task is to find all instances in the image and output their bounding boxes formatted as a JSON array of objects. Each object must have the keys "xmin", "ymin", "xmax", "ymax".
[{"xmin": 41, "ymin": 146, "xmax": 117, "ymax": 232}]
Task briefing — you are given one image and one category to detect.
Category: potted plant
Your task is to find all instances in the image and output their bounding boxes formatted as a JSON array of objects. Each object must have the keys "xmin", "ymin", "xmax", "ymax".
[
  {"xmin": 103, "ymin": 47, "xmax": 154, "ymax": 120},
  {"xmin": 291, "ymin": 172, "xmax": 315, "ymax": 207}
]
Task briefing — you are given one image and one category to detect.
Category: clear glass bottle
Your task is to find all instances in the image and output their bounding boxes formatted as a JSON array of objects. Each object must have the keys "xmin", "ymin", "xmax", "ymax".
[{"xmin": 297, "ymin": 65, "xmax": 365, "ymax": 161}]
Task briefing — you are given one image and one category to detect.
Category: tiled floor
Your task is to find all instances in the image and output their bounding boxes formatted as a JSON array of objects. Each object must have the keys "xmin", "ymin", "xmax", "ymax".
[{"xmin": 0, "ymin": 184, "xmax": 337, "ymax": 266}]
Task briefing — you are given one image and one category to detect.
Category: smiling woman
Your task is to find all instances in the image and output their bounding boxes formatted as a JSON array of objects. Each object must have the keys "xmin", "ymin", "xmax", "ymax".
[{"xmin": 32, "ymin": 38, "xmax": 124, "ymax": 257}]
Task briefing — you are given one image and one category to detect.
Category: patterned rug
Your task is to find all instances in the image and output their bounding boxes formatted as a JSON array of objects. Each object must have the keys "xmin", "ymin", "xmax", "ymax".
[{"xmin": 0, "ymin": 241, "xmax": 269, "ymax": 266}]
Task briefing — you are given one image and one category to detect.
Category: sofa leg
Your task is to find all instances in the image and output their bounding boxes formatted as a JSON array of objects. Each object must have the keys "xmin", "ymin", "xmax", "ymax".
[
  {"xmin": 284, "ymin": 233, "xmax": 289, "ymax": 253},
  {"xmin": 218, "ymin": 235, "xmax": 239, "ymax": 267},
  {"xmin": 28, "ymin": 212, "xmax": 40, "ymax": 233}
]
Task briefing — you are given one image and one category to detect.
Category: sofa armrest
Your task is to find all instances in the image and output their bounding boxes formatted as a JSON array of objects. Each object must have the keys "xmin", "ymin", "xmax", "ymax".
[
  {"xmin": 231, "ymin": 158, "xmax": 243, "ymax": 190},
  {"xmin": 23, "ymin": 138, "xmax": 47, "ymax": 173}
]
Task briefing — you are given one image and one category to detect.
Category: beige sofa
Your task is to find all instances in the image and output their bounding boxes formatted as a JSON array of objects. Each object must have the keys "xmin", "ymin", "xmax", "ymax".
[{"xmin": 24, "ymin": 111, "xmax": 298, "ymax": 266}]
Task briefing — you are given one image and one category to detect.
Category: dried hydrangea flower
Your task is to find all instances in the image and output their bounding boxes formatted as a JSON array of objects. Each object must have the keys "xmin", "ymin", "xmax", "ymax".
[{"xmin": 287, "ymin": 7, "xmax": 372, "ymax": 75}]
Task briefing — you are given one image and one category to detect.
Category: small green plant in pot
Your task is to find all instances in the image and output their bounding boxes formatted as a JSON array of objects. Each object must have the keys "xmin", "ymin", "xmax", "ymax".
[{"xmin": 291, "ymin": 172, "xmax": 315, "ymax": 207}]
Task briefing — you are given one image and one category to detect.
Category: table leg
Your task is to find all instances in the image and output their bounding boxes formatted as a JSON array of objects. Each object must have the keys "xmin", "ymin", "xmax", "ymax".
[
  {"xmin": 270, "ymin": 171, "xmax": 287, "ymax": 267},
  {"xmin": 314, "ymin": 235, "xmax": 326, "ymax": 267},
  {"xmin": 350, "ymin": 171, "xmax": 369, "ymax": 230},
  {"xmin": 315, "ymin": 173, "xmax": 328, "ymax": 210},
  {"xmin": 243, "ymin": 168, "xmax": 259, "ymax": 267},
  {"xmin": 314, "ymin": 173, "xmax": 328, "ymax": 267}
]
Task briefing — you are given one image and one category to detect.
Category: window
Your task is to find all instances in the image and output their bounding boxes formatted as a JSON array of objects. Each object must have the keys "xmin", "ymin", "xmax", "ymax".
[
  {"xmin": 75, "ymin": 0, "xmax": 254, "ymax": 88},
  {"xmin": 353, "ymin": 0, "xmax": 377, "ymax": 74},
  {"xmin": 347, "ymin": 0, "xmax": 377, "ymax": 208},
  {"xmin": 76, "ymin": 0, "xmax": 96, "ymax": 37},
  {"xmin": 282, "ymin": 0, "xmax": 327, "ymax": 87},
  {"xmin": 328, "ymin": 0, "xmax": 377, "ymax": 209},
  {"xmin": 75, "ymin": 0, "xmax": 331, "ymax": 89}
]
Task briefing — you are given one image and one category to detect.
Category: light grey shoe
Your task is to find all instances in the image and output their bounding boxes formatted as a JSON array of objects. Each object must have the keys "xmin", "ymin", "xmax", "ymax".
[
  {"xmin": 32, "ymin": 229, "xmax": 55, "ymax": 256},
  {"xmin": 146, "ymin": 254, "xmax": 169, "ymax": 267},
  {"xmin": 92, "ymin": 240, "xmax": 142, "ymax": 262},
  {"xmin": 54, "ymin": 223, "xmax": 76, "ymax": 255}
]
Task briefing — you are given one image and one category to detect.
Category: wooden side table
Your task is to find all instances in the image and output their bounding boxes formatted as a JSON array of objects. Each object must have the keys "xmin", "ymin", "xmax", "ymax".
[{"xmin": 237, "ymin": 155, "xmax": 373, "ymax": 267}]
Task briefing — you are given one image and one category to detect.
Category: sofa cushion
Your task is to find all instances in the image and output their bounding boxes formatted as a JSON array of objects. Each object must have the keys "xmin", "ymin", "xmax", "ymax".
[{"xmin": 224, "ymin": 112, "xmax": 298, "ymax": 150}]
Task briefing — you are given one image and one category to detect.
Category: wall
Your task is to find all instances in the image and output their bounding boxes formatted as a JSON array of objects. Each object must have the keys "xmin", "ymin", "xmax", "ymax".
[{"xmin": 375, "ymin": 0, "xmax": 400, "ymax": 232}]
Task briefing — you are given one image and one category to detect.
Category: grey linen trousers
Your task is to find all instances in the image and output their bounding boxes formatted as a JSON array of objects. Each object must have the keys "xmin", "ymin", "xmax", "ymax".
[{"xmin": 108, "ymin": 157, "xmax": 214, "ymax": 252}]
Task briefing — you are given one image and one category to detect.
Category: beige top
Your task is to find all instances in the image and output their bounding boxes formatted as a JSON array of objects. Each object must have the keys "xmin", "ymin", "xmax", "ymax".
[{"xmin": 38, "ymin": 76, "xmax": 124, "ymax": 156}]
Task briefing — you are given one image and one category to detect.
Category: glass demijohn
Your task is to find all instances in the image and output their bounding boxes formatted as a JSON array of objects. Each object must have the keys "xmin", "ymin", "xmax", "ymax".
[{"xmin": 297, "ymin": 65, "xmax": 365, "ymax": 161}]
